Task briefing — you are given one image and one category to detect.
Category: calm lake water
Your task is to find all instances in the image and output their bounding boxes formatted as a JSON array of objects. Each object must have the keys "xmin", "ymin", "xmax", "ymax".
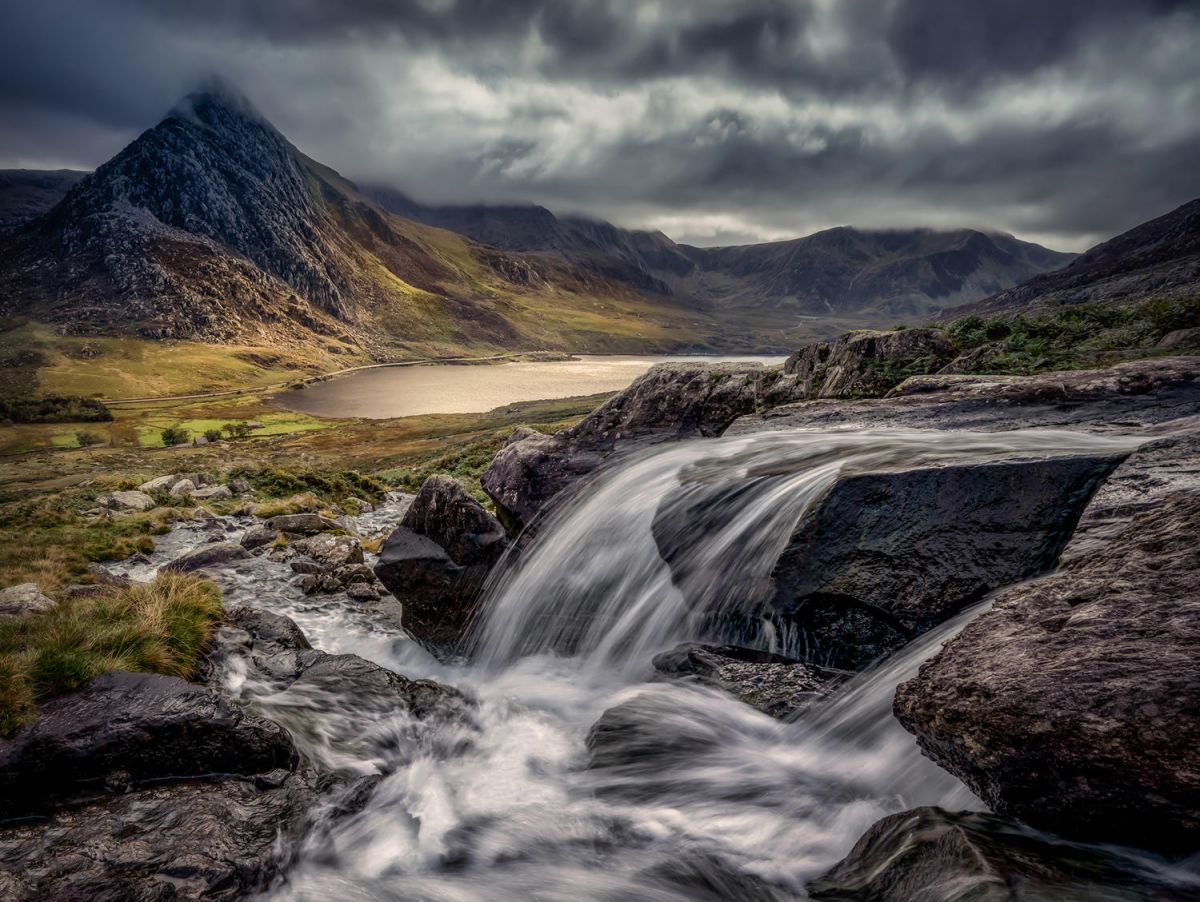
[{"xmin": 274, "ymin": 355, "xmax": 786, "ymax": 419}]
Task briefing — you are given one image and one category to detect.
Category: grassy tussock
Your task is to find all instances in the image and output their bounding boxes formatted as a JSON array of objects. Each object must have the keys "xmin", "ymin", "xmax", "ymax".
[{"xmin": 0, "ymin": 573, "xmax": 222, "ymax": 735}]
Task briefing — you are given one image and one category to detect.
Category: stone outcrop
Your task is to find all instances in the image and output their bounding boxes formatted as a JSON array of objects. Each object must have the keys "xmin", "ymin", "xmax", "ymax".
[
  {"xmin": 653, "ymin": 454, "xmax": 1123, "ymax": 670},
  {"xmin": 652, "ymin": 643, "xmax": 844, "ymax": 719},
  {"xmin": 783, "ymin": 328, "xmax": 953, "ymax": 398},
  {"xmin": 373, "ymin": 476, "xmax": 508, "ymax": 655},
  {"xmin": 0, "ymin": 583, "xmax": 55, "ymax": 619},
  {"xmin": 482, "ymin": 362, "xmax": 806, "ymax": 532},
  {"xmin": 809, "ymin": 807, "xmax": 1196, "ymax": 901},
  {"xmin": 894, "ymin": 489, "xmax": 1200, "ymax": 853},
  {"xmin": 0, "ymin": 671, "xmax": 296, "ymax": 819},
  {"xmin": 730, "ymin": 356, "xmax": 1200, "ymax": 436}
]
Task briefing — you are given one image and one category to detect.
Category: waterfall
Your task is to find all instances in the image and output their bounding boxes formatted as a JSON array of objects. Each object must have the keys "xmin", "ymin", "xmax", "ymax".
[{"xmin": 160, "ymin": 426, "xmax": 1166, "ymax": 899}]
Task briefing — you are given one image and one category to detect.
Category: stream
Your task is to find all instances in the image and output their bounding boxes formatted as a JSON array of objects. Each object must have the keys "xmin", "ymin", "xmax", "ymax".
[{"xmin": 107, "ymin": 426, "xmax": 1183, "ymax": 900}]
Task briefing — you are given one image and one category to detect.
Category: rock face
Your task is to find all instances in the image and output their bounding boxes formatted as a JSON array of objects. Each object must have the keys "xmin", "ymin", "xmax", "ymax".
[
  {"xmin": 654, "ymin": 454, "xmax": 1123, "ymax": 671},
  {"xmin": 482, "ymin": 363, "xmax": 806, "ymax": 532},
  {"xmin": 808, "ymin": 807, "xmax": 1196, "ymax": 901},
  {"xmin": 652, "ymin": 643, "xmax": 844, "ymax": 719},
  {"xmin": 894, "ymin": 490, "xmax": 1200, "ymax": 853},
  {"xmin": 0, "ymin": 583, "xmax": 55, "ymax": 619},
  {"xmin": 0, "ymin": 671, "xmax": 296, "ymax": 819},
  {"xmin": 783, "ymin": 328, "xmax": 953, "ymax": 398},
  {"xmin": 374, "ymin": 476, "xmax": 508, "ymax": 655}
]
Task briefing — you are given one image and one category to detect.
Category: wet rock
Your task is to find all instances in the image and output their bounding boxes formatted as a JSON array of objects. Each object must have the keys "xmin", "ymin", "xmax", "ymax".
[
  {"xmin": 170, "ymin": 478, "xmax": 197, "ymax": 497},
  {"xmin": 138, "ymin": 473, "xmax": 182, "ymax": 492},
  {"xmin": 240, "ymin": 524, "xmax": 280, "ymax": 551},
  {"xmin": 654, "ymin": 454, "xmax": 1124, "ymax": 671},
  {"xmin": 481, "ymin": 362, "xmax": 806, "ymax": 532},
  {"xmin": 0, "ymin": 769, "xmax": 319, "ymax": 902},
  {"xmin": 894, "ymin": 491, "xmax": 1200, "ymax": 854},
  {"xmin": 289, "ymin": 559, "xmax": 323, "ymax": 575},
  {"xmin": 300, "ymin": 574, "xmax": 320, "ymax": 594},
  {"xmin": 266, "ymin": 512, "xmax": 341, "ymax": 535},
  {"xmin": 784, "ymin": 328, "xmax": 953, "ymax": 398},
  {"xmin": 98, "ymin": 490, "xmax": 155, "ymax": 512},
  {"xmin": 652, "ymin": 643, "xmax": 844, "ymax": 719},
  {"xmin": 374, "ymin": 475, "xmax": 508, "ymax": 655},
  {"xmin": 334, "ymin": 562, "xmax": 375, "ymax": 585},
  {"xmin": 162, "ymin": 540, "xmax": 252, "ymax": 573},
  {"xmin": 0, "ymin": 671, "xmax": 297, "ymax": 819},
  {"xmin": 201, "ymin": 606, "xmax": 316, "ymax": 686},
  {"xmin": 0, "ymin": 583, "xmax": 55, "ymax": 619},
  {"xmin": 191, "ymin": 484, "xmax": 232, "ymax": 501},
  {"xmin": 809, "ymin": 807, "xmax": 1196, "ymax": 901},
  {"xmin": 292, "ymin": 533, "xmax": 363, "ymax": 569},
  {"xmin": 346, "ymin": 582, "xmax": 380, "ymax": 601}
]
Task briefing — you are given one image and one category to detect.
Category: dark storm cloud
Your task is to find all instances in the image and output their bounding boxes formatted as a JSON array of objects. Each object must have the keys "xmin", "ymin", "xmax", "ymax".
[{"xmin": 1, "ymin": 0, "xmax": 1198, "ymax": 250}]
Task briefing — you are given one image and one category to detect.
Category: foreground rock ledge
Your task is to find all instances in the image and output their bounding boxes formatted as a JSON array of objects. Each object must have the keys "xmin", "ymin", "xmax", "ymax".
[{"xmin": 894, "ymin": 491, "xmax": 1200, "ymax": 854}]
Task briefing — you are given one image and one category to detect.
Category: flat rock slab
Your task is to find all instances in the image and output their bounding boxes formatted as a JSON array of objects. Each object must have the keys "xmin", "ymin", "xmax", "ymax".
[
  {"xmin": 894, "ymin": 490, "xmax": 1200, "ymax": 854},
  {"xmin": 809, "ymin": 806, "xmax": 1198, "ymax": 901},
  {"xmin": 162, "ymin": 540, "xmax": 251, "ymax": 573},
  {"xmin": 0, "ymin": 671, "xmax": 296, "ymax": 819}
]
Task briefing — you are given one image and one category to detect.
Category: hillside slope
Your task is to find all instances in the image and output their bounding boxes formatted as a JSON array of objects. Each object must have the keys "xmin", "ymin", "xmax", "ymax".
[
  {"xmin": 0, "ymin": 170, "xmax": 87, "ymax": 230},
  {"xmin": 952, "ymin": 197, "xmax": 1200, "ymax": 316}
]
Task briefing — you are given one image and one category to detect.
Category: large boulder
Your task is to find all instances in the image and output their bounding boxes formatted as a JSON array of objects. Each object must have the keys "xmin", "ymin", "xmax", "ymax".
[
  {"xmin": 98, "ymin": 490, "xmax": 155, "ymax": 512},
  {"xmin": 653, "ymin": 454, "xmax": 1123, "ymax": 670},
  {"xmin": 0, "ymin": 671, "xmax": 297, "ymax": 819},
  {"xmin": 652, "ymin": 643, "xmax": 844, "ymax": 719},
  {"xmin": 894, "ymin": 490, "xmax": 1200, "ymax": 854},
  {"xmin": 784, "ymin": 328, "xmax": 953, "ymax": 398},
  {"xmin": 0, "ymin": 583, "xmax": 55, "ymax": 619},
  {"xmin": 481, "ymin": 362, "xmax": 806, "ymax": 532},
  {"xmin": 162, "ymin": 540, "xmax": 252, "ymax": 573},
  {"xmin": 809, "ymin": 807, "xmax": 1196, "ymax": 901},
  {"xmin": 291, "ymin": 533, "xmax": 363, "ymax": 569},
  {"xmin": 373, "ymin": 476, "xmax": 508, "ymax": 655}
]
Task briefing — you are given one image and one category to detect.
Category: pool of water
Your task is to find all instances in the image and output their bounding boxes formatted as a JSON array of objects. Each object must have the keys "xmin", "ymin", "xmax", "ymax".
[{"xmin": 272, "ymin": 355, "xmax": 786, "ymax": 419}]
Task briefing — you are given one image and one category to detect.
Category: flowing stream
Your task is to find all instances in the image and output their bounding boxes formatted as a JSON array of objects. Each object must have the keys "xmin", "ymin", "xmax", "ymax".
[{"xmin": 112, "ymin": 427, "xmax": 1160, "ymax": 899}]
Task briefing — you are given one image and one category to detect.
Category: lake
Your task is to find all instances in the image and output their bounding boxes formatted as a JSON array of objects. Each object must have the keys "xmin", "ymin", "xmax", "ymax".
[{"xmin": 273, "ymin": 354, "xmax": 787, "ymax": 419}]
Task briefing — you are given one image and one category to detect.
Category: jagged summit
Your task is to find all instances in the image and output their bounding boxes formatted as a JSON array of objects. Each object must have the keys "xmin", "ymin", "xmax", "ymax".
[{"xmin": 167, "ymin": 77, "xmax": 269, "ymax": 128}]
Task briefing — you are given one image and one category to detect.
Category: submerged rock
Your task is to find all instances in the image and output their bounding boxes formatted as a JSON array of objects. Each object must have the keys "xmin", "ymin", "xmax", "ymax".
[
  {"xmin": 894, "ymin": 490, "xmax": 1200, "ymax": 854},
  {"xmin": 481, "ymin": 362, "xmax": 806, "ymax": 532},
  {"xmin": 809, "ymin": 807, "xmax": 1197, "ymax": 901},
  {"xmin": 654, "ymin": 453, "xmax": 1123, "ymax": 670},
  {"xmin": 240, "ymin": 524, "xmax": 280, "ymax": 551},
  {"xmin": 0, "ymin": 671, "xmax": 296, "ymax": 819},
  {"xmin": 652, "ymin": 643, "xmax": 844, "ymax": 719},
  {"xmin": 374, "ymin": 475, "xmax": 507, "ymax": 655},
  {"xmin": 0, "ymin": 583, "xmax": 55, "ymax": 619}
]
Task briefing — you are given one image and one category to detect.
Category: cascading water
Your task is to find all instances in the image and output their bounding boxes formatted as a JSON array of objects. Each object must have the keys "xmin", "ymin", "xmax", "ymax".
[{"xmin": 122, "ymin": 427, "xmax": 1176, "ymax": 900}]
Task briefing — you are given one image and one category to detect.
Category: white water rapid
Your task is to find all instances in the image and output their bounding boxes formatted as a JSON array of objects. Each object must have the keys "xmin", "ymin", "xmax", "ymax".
[{"xmin": 112, "ymin": 427, "xmax": 1158, "ymax": 900}]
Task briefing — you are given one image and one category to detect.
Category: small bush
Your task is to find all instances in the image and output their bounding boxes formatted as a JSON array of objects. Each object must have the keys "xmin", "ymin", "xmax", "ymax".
[
  {"xmin": 75, "ymin": 430, "xmax": 105, "ymax": 447},
  {"xmin": 0, "ymin": 573, "xmax": 222, "ymax": 734},
  {"xmin": 161, "ymin": 426, "xmax": 190, "ymax": 446},
  {"xmin": 203, "ymin": 429, "xmax": 223, "ymax": 443}
]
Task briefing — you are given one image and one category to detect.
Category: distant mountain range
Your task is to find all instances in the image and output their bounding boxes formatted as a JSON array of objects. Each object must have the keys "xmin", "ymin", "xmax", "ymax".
[
  {"xmin": 370, "ymin": 187, "xmax": 1075, "ymax": 318},
  {"xmin": 0, "ymin": 84, "xmax": 1193, "ymax": 360}
]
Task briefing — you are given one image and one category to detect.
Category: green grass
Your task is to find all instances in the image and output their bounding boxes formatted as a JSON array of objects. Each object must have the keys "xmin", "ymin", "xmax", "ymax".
[{"xmin": 0, "ymin": 574, "xmax": 222, "ymax": 734}]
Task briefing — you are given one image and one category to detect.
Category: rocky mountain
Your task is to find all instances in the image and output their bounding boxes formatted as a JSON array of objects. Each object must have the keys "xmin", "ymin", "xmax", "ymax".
[
  {"xmin": 0, "ymin": 169, "xmax": 86, "ymax": 230},
  {"xmin": 953, "ymin": 196, "xmax": 1200, "ymax": 316},
  {"xmin": 0, "ymin": 86, "xmax": 693, "ymax": 355},
  {"xmin": 371, "ymin": 188, "xmax": 1075, "ymax": 318}
]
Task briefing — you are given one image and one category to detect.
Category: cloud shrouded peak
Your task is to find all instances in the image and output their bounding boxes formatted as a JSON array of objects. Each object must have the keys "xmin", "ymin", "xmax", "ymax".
[{"xmin": 1, "ymin": 0, "xmax": 1197, "ymax": 251}]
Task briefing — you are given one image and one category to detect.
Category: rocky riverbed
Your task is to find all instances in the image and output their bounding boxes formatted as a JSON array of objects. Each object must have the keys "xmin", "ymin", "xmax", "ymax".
[{"xmin": 1, "ymin": 352, "xmax": 1198, "ymax": 899}]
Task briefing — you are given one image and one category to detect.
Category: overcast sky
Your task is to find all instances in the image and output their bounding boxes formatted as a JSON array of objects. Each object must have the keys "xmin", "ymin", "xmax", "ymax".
[{"xmin": 2, "ymin": 0, "xmax": 1198, "ymax": 251}]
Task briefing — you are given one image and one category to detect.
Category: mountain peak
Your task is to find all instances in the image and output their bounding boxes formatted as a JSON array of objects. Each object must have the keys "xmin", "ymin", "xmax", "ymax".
[{"xmin": 167, "ymin": 77, "xmax": 271, "ymax": 131}]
